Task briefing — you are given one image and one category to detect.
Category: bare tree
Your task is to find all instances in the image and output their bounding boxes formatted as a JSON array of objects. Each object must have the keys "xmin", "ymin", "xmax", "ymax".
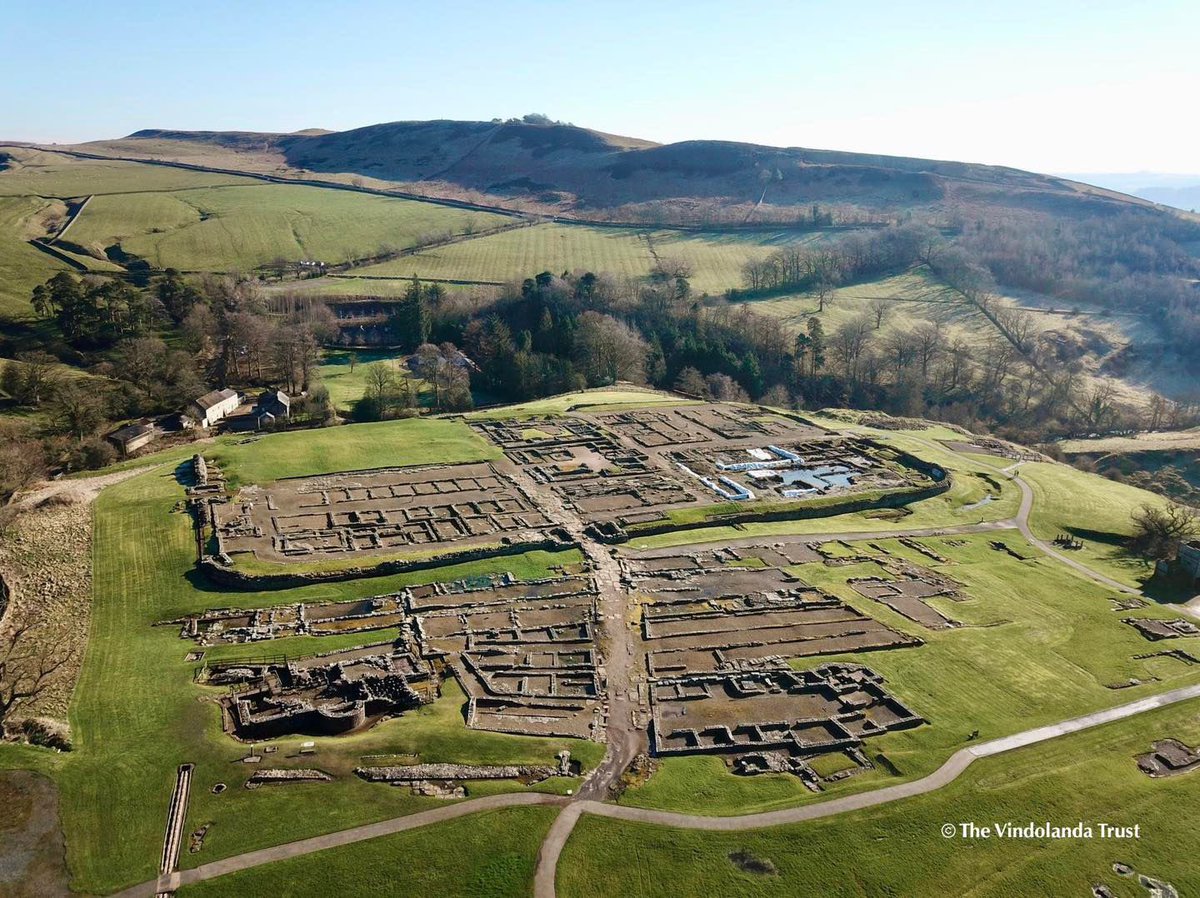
[
  {"xmin": 1130, "ymin": 503, "xmax": 1198, "ymax": 561},
  {"xmin": 12, "ymin": 351, "xmax": 60, "ymax": 407},
  {"xmin": 0, "ymin": 612, "xmax": 73, "ymax": 726},
  {"xmin": 831, "ymin": 316, "xmax": 874, "ymax": 383},
  {"xmin": 868, "ymin": 298, "xmax": 890, "ymax": 330},
  {"xmin": 674, "ymin": 367, "xmax": 707, "ymax": 397},
  {"xmin": 912, "ymin": 320, "xmax": 943, "ymax": 380},
  {"xmin": 572, "ymin": 312, "xmax": 648, "ymax": 386},
  {"xmin": 364, "ymin": 362, "xmax": 395, "ymax": 409}
]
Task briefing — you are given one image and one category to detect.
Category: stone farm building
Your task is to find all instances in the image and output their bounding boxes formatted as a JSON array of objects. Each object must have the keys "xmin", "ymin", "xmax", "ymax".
[
  {"xmin": 226, "ymin": 390, "xmax": 293, "ymax": 433},
  {"xmin": 106, "ymin": 422, "xmax": 158, "ymax": 457},
  {"xmin": 188, "ymin": 389, "xmax": 240, "ymax": 428}
]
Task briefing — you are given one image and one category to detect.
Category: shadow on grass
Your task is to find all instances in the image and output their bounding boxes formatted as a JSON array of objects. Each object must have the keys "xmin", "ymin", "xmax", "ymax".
[
  {"xmin": 1064, "ymin": 526, "xmax": 1129, "ymax": 546},
  {"xmin": 172, "ymin": 459, "xmax": 197, "ymax": 489},
  {"xmin": 1141, "ymin": 575, "xmax": 1200, "ymax": 606}
]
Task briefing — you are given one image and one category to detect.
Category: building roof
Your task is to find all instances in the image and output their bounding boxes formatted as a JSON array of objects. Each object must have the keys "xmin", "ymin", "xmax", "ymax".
[
  {"xmin": 108, "ymin": 423, "xmax": 156, "ymax": 443},
  {"xmin": 193, "ymin": 388, "xmax": 238, "ymax": 410},
  {"xmin": 259, "ymin": 389, "xmax": 290, "ymax": 408}
]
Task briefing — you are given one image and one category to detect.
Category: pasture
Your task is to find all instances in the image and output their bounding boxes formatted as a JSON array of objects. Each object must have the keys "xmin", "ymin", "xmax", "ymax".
[
  {"xmin": 0, "ymin": 195, "xmax": 76, "ymax": 317},
  {"xmin": 66, "ymin": 183, "xmax": 509, "ymax": 271},
  {"xmin": 0, "ymin": 147, "xmax": 256, "ymax": 197},
  {"xmin": 355, "ymin": 223, "xmax": 842, "ymax": 294}
]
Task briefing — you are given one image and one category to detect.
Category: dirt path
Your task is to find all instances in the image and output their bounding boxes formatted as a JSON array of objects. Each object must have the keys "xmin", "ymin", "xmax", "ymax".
[{"xmin": 497, "ymin": 460, "xmax": 646, "ymax": 800}]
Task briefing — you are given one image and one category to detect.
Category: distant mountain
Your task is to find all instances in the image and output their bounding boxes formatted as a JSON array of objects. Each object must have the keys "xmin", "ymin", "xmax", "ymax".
[
  {"xmin": 110, "ymin": 120, "xmax": 1158, "ymax": 219},
  {"xmin": 1061, "ymin": 172, "xmax": 1200, "ymax": 212}
]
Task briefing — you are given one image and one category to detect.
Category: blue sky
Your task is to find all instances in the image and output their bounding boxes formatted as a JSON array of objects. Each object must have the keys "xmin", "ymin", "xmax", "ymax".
[{"xmin": 2, "ymin": 0, "xmax": 1196, "ymax": 173}]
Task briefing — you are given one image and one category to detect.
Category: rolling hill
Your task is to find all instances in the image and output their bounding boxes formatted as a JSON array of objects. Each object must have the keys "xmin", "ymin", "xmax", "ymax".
[{"xmin": 61, "ymin": 118, "xmax": 1167, "ymax": 219}]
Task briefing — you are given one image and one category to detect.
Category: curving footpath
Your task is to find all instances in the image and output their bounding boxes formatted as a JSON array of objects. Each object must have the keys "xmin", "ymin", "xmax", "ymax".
[{"xmin": 533, "ymin": 681, "xmax": 1200, "ymax": 897}]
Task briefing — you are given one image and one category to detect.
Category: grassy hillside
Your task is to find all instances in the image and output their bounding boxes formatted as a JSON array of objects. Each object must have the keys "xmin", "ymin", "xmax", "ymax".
[
  {"xmin": 66, "ymin": 183, "xmax": 508, "ymax": 271},
  {"xmin": 0, "ymin": 195, "xmax": 74, "ymax": 317},
  {"xmin": 69, "ymin": 120, "xmax": 1157, "ymax": 220},
  {"xmin": 354, "ymin": 222, "xmax": 838, "ymax": 293},
  {"xmin": 0, "ymin": 146, "xmax": 256, "ymax": 196}
]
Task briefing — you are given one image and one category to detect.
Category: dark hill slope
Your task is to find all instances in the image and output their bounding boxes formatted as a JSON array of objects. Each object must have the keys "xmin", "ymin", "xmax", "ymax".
[{"xmin": 106, "ymin": 119, "xmax": 1160, "ymax": 218}]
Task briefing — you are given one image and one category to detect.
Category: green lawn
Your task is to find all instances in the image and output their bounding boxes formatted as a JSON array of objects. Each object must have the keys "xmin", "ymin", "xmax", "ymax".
[
  {"xmin": 180, "ymin": 806, "xmax": 559, "ymax": 898},
  {"xmin": 34, "ymin": 468, "xmax": 599, "ymax": 894},
  {"xmin": 619, "ymin": 530, "xmax": 1200, "ymax": 815},
  {"xmin": 559, "ymin": 699, "xmax": 1200, "ymax": 898},
  {"xmin": 66, "ymin": 183, "xmax": 507, "ymax": 271},
  {"xmin": 208, "ymin": 416, "xmax": 498, "ymax": 486},
  {"xmin": 1020, "ymin": 461, "xmax": 1171, "ymax": 589},
  {"xmin": 316, "ymin": 349, "xmax": 428, "ymax": 413},
  {"xmin": 468, "ymin": 387, "xmax": 693, "ymax": 419}
]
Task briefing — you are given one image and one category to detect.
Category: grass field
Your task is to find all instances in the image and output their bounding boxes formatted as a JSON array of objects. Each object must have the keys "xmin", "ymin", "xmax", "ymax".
[
  {"xmin": 34, "ymin": 468, "xmax": 599, "ymax": 894},
  {"xmin": 316, "ymin": 349, "xmax": 423, "ymax": 412},
  {"xmin": 0, "ymin": 195, "xmax": 76, "ymax": 317},
  {"xmin": 180, "ymin": 806, "xmax": 559, "ymax": 898},
  {"xmin": 619, "ymin": 530, "xmax": 1200, "ymax": 815},
  {"xmin": 1020, "ymin": 460, "xmax": 1170, "ymax": 589},
  {"xmin": 468, "ymin": 386, "xmax": 693, "ymax": 419},
  {"xmin": 1060, "ymin": 427, "xmax": 1200, "ymax": 455},
  {"xmin": 66, "ymin": 183, "xmax": 508, "ymax": 271},
  {"xmin": 559, "ymin": 699, "xmax": 1200, "ymax": 898},
  {"xmin": 726, "ymin": 266, "xmax": 1004, "ymax": 366},
  {"xmin": 354, "ymin": 223, "xmax": 839, "ymax": 294},
  {"xmin": 0, "ymin": 147, "xmax": 257, "ymax": 197},
  {"xmin": 208, "ymin": 416, "xmax": 497, "ymax": 486}
]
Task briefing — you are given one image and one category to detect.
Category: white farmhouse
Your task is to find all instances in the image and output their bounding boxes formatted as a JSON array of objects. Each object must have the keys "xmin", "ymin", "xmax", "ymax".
[{"xmin": 187, "ymin": 388, "xmax": 240, "ymax": 428}]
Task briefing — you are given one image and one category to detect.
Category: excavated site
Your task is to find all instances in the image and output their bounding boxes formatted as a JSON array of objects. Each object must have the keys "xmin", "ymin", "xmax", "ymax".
[
  {"xmin": 621, "ymin": 541, "xmax": 930, "ymax": 783},
  {"xmin": 470, "ymin": 404, "xmax": 939, "ymax": 538},
  {"xmin": 169, "ymin": 406, "xmax": 969, "ymax": 792},
  {"xmin": 185, "ymin": 570, "xmax": 604, "ymax": 741},
  {"xmin": 207, "ymin": 461, "xmax": 559, "ymax": 563}
]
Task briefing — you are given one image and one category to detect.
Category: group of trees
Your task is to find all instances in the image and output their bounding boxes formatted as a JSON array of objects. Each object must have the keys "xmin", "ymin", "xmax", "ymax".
[
  {"xmin": 353, "ymin": 342, "xmax": 473, "ymax": 421},
  {"xmin": 5, "ymin": 270, "xmax": 345, "ymax": 486},
  {"xmin": 736, "ymin": 225, "xmax": 931, "ymax": 298},
  {"xmin": 31, "ymin": 273, "xmax": 155, "ymax": 348},
  {"xmin": 958, "ymin": 211, "xmax": 1200, "ymax": 366}
]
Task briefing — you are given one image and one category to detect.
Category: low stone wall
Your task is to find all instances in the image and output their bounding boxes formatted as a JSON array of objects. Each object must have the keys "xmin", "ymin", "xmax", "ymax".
[{"xmin": 197, "ymin": 535, "xmax": 576, "ymax": 591}]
